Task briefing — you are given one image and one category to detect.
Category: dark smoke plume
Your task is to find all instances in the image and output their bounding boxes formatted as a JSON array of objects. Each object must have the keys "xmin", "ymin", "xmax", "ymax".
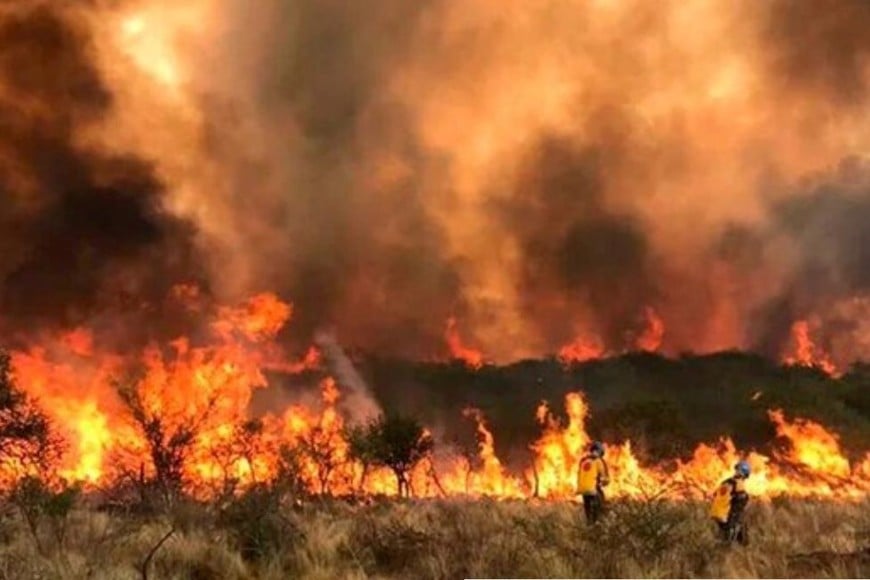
[
  {"xmin": 185, "ymin": 0, "xmax": 870, "ymax": 364},
  {"xmin": 4, "ymin": 0, "xmax": 870, "ymax": 368},
  {"xmin": 501, "ymin": 135, "xmax": 657, "ymax": 348},
  {"xmin": 748, "ymin": 158, "xmax": 870, "ymax": 362},
  {"xmin": 0, "ymin": 3, "xmax": 203, "ymax": 344},
  {"xmin": 765, "ymin": 0, "xmax": 870, "ymax": 105}
]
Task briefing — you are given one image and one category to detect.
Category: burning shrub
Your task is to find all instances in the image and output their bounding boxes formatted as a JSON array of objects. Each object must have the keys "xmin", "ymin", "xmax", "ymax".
[
  {"xmin": 274, "ymin": 443, "xmax": 316, "ymax": 501},
  {"xmin": 347, "ymin": 423, "xmax": 379, "ymax": 494},
  {"xmin": 115, "ymin": 376, "xmax": 218, "ymax": 509},
  {"xmin": 296, "ymin": 423, "xmax": 346, "ymax": 495},
  {"xmin": 0, "ymin": 350, "xmax": 62, "ymax": 484},
  {"xmin": 350, "ymin": 414, "xmax": 434, "ymax": 497},
  {"xmin": 205, "ymin": 418, "xmax": 267, "ymax": 501}
]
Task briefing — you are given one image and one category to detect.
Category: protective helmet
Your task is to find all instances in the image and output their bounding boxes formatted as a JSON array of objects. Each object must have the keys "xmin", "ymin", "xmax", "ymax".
[
  {"xmin": 589, "ymin": 441, "xmax": 605, "ymax": 457},
  {"xmin": 735, "ymin": 460, "xmax": 751, "ymax": 478}
]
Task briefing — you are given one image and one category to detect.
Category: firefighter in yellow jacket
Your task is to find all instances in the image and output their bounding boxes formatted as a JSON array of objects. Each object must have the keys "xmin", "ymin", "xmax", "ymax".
[
  {"xmin": 710, "ymin": 460, "xmax": 751, "ymax": 545},
  {"xmin": 577, "ymin": 441, "xmax": 609, "ymax": 524}
]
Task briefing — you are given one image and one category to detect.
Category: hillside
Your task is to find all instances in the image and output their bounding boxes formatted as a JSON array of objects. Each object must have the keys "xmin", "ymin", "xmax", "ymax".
[{"xmin": 352, "ymin": 352, "xmax": 870, "ymax": 467}]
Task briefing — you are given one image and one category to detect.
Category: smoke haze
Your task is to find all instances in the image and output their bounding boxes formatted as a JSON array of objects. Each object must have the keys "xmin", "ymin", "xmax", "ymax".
[{"xmin": 2, "ymin": 0, "xmax": 870, "ymax": 367}]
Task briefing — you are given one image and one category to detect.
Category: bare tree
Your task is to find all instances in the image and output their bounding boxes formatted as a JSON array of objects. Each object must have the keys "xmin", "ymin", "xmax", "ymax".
[
  {"xmin": 0, "ymin": 350, "xmax": 62, "ymax": 478},
  {"xmin": 208, "ymin": 418, "xmax": 266, "ymax": 500},
  {"xmin": 275, "ymin": 444, "xmax": 312, "ymax": 501},
  {"xmin": 234, "ymin": 418, "xmax": 265, "ymax": 485},
  {"xmin": 297, "ymin": 423, "xmax": 344, "ymax": 495},
  {"xmin": 116, "ymin": 378, "xmax": 217, "ymax": 508}
]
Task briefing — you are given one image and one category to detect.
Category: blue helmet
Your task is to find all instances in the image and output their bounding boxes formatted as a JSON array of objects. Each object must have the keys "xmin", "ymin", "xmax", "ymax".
[
  {"xmin": 589, "ymin": 441, "xmax": 605, "ymax": 457},
  {"xmin": 735, "ymin": 460, "xmax": 751, "ymax": 478}
]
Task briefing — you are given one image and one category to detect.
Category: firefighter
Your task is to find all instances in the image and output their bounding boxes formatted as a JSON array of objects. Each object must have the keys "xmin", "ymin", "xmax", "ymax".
[
  {"xmin": 577, "ymin": 441, "xmax": 609, "ymax": 524},
  {"xmin": 709, "ymin": 460, "xmax": 751, "ymax": 545}
]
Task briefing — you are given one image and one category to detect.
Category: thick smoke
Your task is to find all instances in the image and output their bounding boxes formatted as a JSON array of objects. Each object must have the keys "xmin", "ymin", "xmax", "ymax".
[
  {"xmin": 0, "ymin": 2, "xmax": 203, "ymax": 344},
  {"xmin": 500, "ymin": 135, "xmax": 657, "ymax": 349},
  {"xmin": 765, "ymin": 0, "xmax": 870, "ymax": 104},
  {"xmin": 4, "ymin": 0, "xmax": 870, "ymax": 366},
  {"xmin": 747, "ymin": 158, "xmax": 870, "ymax": 362}
]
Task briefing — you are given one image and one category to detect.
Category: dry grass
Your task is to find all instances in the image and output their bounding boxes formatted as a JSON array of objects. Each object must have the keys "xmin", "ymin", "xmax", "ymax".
[{"xmin": 0, "ymin": 497, "xmax": 866, "ymax": 579}]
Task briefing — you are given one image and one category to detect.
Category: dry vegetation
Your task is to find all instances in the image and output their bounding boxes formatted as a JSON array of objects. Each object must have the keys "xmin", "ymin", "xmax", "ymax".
[{"xmin": 0, "ymin": 494, "xmax": 866, "ymax": 579}]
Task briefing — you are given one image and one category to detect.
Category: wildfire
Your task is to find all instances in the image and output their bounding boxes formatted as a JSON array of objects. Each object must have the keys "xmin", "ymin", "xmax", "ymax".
[
  {"xmin": 212, "ymin": 293, "xmax": 293, "ymax": 342},
  {"xmin": 558, "ymin": 335, "xmax": 606, "ymax": 365},
  {"xmin": 1, "ymin": 290, "xmax": 867, "ymax": 503},
  {"xmin": 783, "ymin": 320, "xmax": 839, "ymax": 376},
  {"xmin": 529, "ymin": 394, "xmax": 590, "ymax": 497},
  {"xmin": 636, "ymin": 307, "xmax": 665, "ymax": 353},
  {"xmin": 6, "ymin": 289, "xmax": 318, "ymax": 488},
  {"xmin": 558, "ymin": 307, "xmax": 665, "ymax": 365},
  {"xmin": 515, "ymin": 393, "xmax": 868, "ymax": 501},
  {"xmin": 444, "ymin": 409, "xmax": 524, "ymax": 498},
  {"xmin": 445, "ymin": 317, "xmax": 484, "ymax": 369},
  {"xmin": 768, "ymin": 409, "xmax": 851, "ymax": 478}
]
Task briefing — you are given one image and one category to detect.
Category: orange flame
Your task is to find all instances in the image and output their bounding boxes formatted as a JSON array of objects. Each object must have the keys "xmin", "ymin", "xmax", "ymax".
[
  {"xmin": 441, "ymin": 409, "xmax": 524, "ymax": 497},
  {"xmin": 769, "ymin": 409, "xmax": 850, "ymax": 478},
  {"xmin": 445, "ymin": 317, "xmax": 484, "ymax": 369},
  {"xmin": 557, "ymin": 335, "xmax": 605, "ymax": 365},
  {"xmin": 3, "ymin": 291, "xmax": 867, "ymax": 502},
  {"xmin": 636, "ymin": 307, "xmax": 665, "ymax": 352},
  {"xmin": 783, "ymin": 320, "xmax": 839, "ymax": 376}
]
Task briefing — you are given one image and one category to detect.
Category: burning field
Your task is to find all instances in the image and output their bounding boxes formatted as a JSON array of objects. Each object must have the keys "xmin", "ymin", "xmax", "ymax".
[
  {"xmin": 0, "ymin": 0, "xmax": 869, "ymax": 577},
  {"xmin": 1, "ymin": 288, "xmax": 868, "ymax": 503},
  {"xmin": 0, "ymin": 288, "xmax": 866, "ymax": 578}
]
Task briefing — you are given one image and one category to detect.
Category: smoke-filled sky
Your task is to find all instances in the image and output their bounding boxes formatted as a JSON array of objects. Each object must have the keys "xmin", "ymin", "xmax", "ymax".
[{"xmin": 1, "ymin": 0, "xmax": 870, "ymax": 365}]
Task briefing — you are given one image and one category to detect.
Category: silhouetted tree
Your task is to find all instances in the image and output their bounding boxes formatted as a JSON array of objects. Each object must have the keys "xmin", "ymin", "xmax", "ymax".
[
  {"xmin": 297, "ymin": 424, "xmax": 344, "ymax": 495},
  {"xmin": 208, "ymin": 418, "xmax": 266, "ymax": 499},
  {"xmin": 0, "ymin": 350, "xmax": 61, "ymax": 477},
  {"xmin": 355, "ymin": 414, "xmax": 434, "ymax": 497},
  {"xmin": 347, "ymin": 424, "xmax": 379, "ymax": 493},
  {"xmin": 116, "ymin": 379, "xmax": 217, "ymax": 508}
]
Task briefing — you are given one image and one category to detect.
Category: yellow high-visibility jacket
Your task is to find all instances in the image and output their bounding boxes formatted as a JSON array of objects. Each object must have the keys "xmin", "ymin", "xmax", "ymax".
[
  {"xmin": 709, "ymin": 477, "xmax": 746, "ymax": 523},
  {"xmin": 577, "ymin": 455, "xmax": 609, "ymax": 495}
]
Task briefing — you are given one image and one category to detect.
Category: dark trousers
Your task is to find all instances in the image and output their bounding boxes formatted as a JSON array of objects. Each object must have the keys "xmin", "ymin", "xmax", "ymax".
[
  {"xmin": 716, "ymin": 518, "xmax": 749, "ymax": 545},
  {"xmin": 582, "ymin": 491, "xmax": 604, "ymax": 524}
]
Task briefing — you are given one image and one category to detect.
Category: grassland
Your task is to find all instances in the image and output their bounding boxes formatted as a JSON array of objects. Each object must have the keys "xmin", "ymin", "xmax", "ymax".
[{"xmin": 0, "ymin": 495, "xmax": 866, "ymax": 579}]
